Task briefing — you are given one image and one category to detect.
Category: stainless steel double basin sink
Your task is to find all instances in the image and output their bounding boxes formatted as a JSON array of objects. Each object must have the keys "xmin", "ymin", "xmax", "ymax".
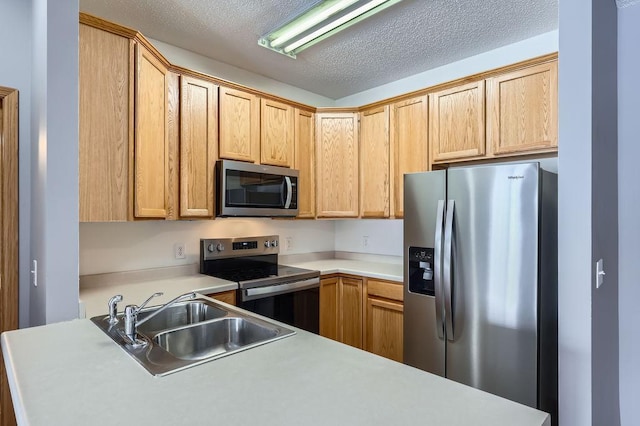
[{"xmin": 91, "ymin": 296, "xmax": 295, "ymax": 376}]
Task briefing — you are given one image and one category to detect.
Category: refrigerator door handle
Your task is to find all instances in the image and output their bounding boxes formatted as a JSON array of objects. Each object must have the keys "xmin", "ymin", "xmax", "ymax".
[
  {"xmin": 443, "ymin": 200, "xmax": 455, "ymax": 341},
  {"xmin": 434, "ymin": 200, "xmax": 445, "ymax": 339}
]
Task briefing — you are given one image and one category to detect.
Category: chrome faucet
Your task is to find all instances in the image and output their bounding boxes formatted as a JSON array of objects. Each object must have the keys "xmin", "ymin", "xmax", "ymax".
[{"xmin": 122, "ymin": 291, "xmax": 197, "ymax": 346}]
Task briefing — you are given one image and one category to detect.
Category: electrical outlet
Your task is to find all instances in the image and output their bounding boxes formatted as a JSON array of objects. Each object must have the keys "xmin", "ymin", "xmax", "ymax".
[
  {"xmin": 362, "ymin": 235, "xmax": 369, "ymax": 248},
  {"xmin": 285, "ymin": 236, "xmax": 293, "ymax": 251},
  {"xmin": 174, "ymin": 243, "xmax": 186, "ymax": 259}
]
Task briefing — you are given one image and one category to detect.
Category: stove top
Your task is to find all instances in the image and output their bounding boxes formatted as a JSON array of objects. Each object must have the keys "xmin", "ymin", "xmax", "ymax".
[{"xmin": 199, "ymin": 236, "xmax": 319, "ymax": 289}]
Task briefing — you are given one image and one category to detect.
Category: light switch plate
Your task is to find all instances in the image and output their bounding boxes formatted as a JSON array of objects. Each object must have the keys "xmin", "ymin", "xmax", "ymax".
[{"xmin": 596, "ymin": 259, "xmax": 605, "ymax": 288}]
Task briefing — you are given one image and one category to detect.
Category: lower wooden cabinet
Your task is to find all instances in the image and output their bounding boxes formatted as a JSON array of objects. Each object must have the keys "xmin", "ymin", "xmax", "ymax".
[
  {"xmin": 366, "ymin": 279, "xmax": 403, "ymax": 362},
  {"xmin": 319, "ymin": 275, "xmax": 364, "ymax": 349},
  {"xmin": 206, "ymin": 290, "xmax": 236, "ymax": 306},
  {"xmin": 320, "ymin": 274, "xmax": 403, "ymax": 361}
]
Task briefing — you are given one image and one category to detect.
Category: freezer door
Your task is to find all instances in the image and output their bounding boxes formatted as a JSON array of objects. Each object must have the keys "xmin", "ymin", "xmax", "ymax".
[
  {"xmin": 445, "ymin": 163, "xmax": 539, "ymax": 408},
  {"xmin": 403, "ymin": 170, "xmax": 446, "ymax": 375}
]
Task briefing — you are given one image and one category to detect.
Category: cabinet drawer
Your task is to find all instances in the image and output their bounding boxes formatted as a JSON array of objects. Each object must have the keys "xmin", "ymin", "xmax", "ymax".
[{"xmin": 367, "ymin": 279, "xmax": 403, "ymax": 302}]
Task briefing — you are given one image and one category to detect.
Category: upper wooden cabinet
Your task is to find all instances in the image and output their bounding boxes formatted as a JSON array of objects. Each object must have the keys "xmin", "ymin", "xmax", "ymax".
[
  {"xmin": 429, "ymin": 80, "xmax": 486, "ymax": 163},
  {"xmin": 179, "ymin": 76, "xmax": 218, "ymax": 218},
  {"xmin": 294, "ymin": 109, "xmax": 316, "ymax": 218},
  {"xmin": 261, "ymin": 99, "xmax": 294, "ymax": 167},
  {"xmin": 134, "ymin": 43, "xmax": 170, "ymax": 218},
  {"xmin": 486, "ymin": 61, "xmax": 558, "ymax": 156},
  {"xmin": 360, "ymin": 106, "xmax": 390, "ymax": 218},
  {"xmin": 390, "ymin": 95, "xmax": 429, "ymax": 218},
  {"xmin": 219, "ymin": 87, "xmax": 260, "ymax": 163},
  {"xmin": 315, "ymin": 112, "xmax": 359, "ymax": 218},
  {"xmin": 79, "ymin": 24, "xmax": 133, "ymax": 222}
]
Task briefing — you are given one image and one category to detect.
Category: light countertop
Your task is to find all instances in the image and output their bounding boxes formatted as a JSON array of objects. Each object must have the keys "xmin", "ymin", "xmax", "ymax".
[
  {"xmin": 80, "ymin": 269, "xmax": 236, "ymax": 319},
  {"xmin": 284, "ymin": 258, "xmax": 403, "ymax": 282},
  {"xmin": 2, "ymin": 316, "xmax": 550, "ymax": 426}
]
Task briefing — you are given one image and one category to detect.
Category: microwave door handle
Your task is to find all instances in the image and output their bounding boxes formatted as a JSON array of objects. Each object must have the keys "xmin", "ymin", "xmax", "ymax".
[{"xmin": 284, "ymin": 176, "xmax": 293, "ymax": 208}]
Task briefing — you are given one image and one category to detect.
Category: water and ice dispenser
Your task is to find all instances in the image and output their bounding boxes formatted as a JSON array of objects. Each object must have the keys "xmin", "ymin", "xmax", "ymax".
[{"xmin": 408, "ymin": 246, "xmax": 435, "ymax": 296}]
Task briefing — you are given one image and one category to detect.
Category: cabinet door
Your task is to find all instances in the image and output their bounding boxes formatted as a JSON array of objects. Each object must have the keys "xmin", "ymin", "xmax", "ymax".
[
  {"xmin": 261, "ymin": 99, "xmax": 294, "ymax": 167},
  {"xmin": 366, "ymin": 297, "xmax": 403, "ymax": 362},
  {"xmin": 180, "ymin": 76, "xmax": 218, "ymax": 217},
  {"xmin": 340, "ymin": 277, "xmax": 364, "ymax": 349},
  {"xmin": 134, "ymin": 43, "xmax": 169, "ymax": 218},
  {"xmin": 486, "ymin": 61, "xmax": 558, "ymax": 155},
  {"xmin": 219, "ymin": 87, "xmax": 260, "ymax": 163},
  {"xmin": 429, "ymin": 80, "xmax": 485, "ymax": 163},
  {"xmin": 294, "ymin": 109, "xmax": 315, "ymax": 218},
  {"xmin": 79, "ymin": 24, "xmax": 133, "ymax": 222},
  {"xmin": 316, "ymin": 113, "xmax": 359, "ymax": 217},
  {"xmin": 207, "ymin": 290, "xmax": 236, "ymax": 306},
  {"xmin": 360, "ymin": 106, "xmax": 390, "ymax": 218},
  {"xmin": 390, "ymin": 96, "xmax": 428, "ymax": 218},
  {"xmin": 320, "ymin": 277, "xmax": 339, "ymax": 340}
]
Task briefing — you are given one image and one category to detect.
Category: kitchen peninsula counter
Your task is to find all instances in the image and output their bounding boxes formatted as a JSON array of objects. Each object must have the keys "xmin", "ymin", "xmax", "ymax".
[
  {"xmin": 284, "ymin": 257, "xmax": 403, "ymax": 282},
  {"xmin": 2, "ymin": 318, "xmax": 550, "ymax": 426}
]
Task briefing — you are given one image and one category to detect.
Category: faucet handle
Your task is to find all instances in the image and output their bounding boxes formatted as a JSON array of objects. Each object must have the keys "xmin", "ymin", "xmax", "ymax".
[
  {"xmin": 135, "ymin": 292, "xmax": 164, "ymax": 313},
  {"xmin": 107, "ymin": 294, "xmax": 123, "ymax": 324}
]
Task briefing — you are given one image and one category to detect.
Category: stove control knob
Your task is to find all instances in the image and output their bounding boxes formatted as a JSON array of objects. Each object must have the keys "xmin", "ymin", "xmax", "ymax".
[
  {"xmin": 216, "ymin": 243, "xmax": 225, "ymax": 252},
  {"xmin": 207, "ymin": 243, "xmax": 215, "ymax": 253},
  {"xmin": 264, "ymin": 241, "xmax": 271, "ymax": 248},
  {"xmin": 271, "ymin": 240, "xmax": 278, "ymax": 248}
]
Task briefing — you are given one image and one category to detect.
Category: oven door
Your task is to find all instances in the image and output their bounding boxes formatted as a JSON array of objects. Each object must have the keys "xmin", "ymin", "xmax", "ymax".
[{"xmin": 239, "ymin": 278, "xmax": 319, "ymax": 334}]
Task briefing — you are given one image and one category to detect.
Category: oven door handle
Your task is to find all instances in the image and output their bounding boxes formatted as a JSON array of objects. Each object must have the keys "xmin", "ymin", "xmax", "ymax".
[{"xmin": 243, "ymin": 277, "xmax": 320, "ymax": 301}]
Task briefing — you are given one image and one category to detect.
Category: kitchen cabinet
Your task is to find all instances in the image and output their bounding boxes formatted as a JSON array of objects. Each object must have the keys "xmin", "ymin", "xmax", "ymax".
[
  {"xmin": 429, "ymin": 80, "xmax": 486, "ymax": 163},
  {"xmin": 261, "ymin": 99, "xmax": 294, "ymax": 167},
  {"xmin": 319, "ymin": 275, "xmax": 364, "ymax": 349},
  {"xmin": 207, "ymin": 290, "xmax": 236, "ymax": 306},
  {"xmin": 319, "ymin": 276, "xmax": 339, "ymax": 340},
  {"xmin": 79, "ymin": 23, "xmax": 133, "ymax": 221},
  {"xmin": 219, "ymin": 87, "xmax": 260, "ymax": 163},
  {"xmin": 366, "ymin": 279, "xmax": 403, "ymax": 362},
  {"xmin": 294, "ymin": 109, "xmax": 316, "ymax": 218},
  {"xmin": 315, "ymin": 112, "xmax": 359, "ymax": 217},
  {"xmin": 390, "ymin": 95, "xmax": 429, "ymax": 218},
  {"xmin": 179, "ymin": 76, "xmax": 218, "ymax": 218},
  {"xmin": 134, "ymin": 42, "xmax": 171, "ymax": 218},
  {"xmin": 359, "ymin": 106, "xmax": 390, "ymax": 218},
  {"xmin": 486, "ymin": 61, "xmax": 558, "ymax": 156}
]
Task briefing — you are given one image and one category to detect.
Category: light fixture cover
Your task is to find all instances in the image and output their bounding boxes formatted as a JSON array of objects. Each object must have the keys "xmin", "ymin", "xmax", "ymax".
[{"xmin": 259, "ymin": 0, "xmax": 402, "ymax": 58}]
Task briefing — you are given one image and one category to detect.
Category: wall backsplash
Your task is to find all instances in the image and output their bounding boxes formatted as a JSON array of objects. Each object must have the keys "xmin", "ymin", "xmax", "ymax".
[
  {"xmin": 334, "ymin": 220, "xmax": 403, "ymax": 257},
  {"xmin": 80, "ymin": 219, "xmax": 335, "ymax": 275}
]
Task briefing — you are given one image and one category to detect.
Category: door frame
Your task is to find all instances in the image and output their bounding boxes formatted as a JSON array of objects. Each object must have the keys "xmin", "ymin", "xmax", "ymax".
[{"xmin": 0, "ymin": 85, "xmax": 19, "ymax": 426}]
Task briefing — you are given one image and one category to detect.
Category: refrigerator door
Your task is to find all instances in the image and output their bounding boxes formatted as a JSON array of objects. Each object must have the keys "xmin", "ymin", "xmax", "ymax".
[
  {"xmin": 403, "ymin": 170, "xmax": 446, "ymax": 375},
  {"xmin": 445, "ymin": 163, "xmax": 539, "ymax": 408}
]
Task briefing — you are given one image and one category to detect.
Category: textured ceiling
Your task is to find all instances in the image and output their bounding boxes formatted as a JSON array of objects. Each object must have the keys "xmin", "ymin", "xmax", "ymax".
[{"xmin": 79, "ymin": 0, "xmax": 558, "ymax": 99}]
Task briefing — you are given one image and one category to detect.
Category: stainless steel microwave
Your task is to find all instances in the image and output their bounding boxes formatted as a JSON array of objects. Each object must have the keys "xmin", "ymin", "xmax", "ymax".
[{"xmin": 216, "ymin": 159, "xmax": 299, "ymax": 217}]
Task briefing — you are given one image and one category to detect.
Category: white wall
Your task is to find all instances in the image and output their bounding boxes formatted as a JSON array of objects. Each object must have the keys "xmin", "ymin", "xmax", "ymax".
[
  {"xmin": 0, "ymin": 0, "xmax": 32, "ymax": 328},
  {"xmin": 334, "ymin": 30, "xmax": 558, "ymax": 107},
  {"xmin": 30, "ymin": 0, "xmax": 79, "ymax": 325},
  {"xmin": 80, "ymin": 219, "xmax": 334, "ymax": 275},
  {"xmin": 334, "ymin": 220, "xmax": 402, "ymax": 257},
  {"xmin": 557, "ymin": 0, "xmax": 593, "ymax": 424},
  {"xmin": 618, "ymin": 3, "xmax": 640, "ymax": 425},
  {"xmin": 149, "ymin": 39, "xmax": 335, "ymax": 107}
]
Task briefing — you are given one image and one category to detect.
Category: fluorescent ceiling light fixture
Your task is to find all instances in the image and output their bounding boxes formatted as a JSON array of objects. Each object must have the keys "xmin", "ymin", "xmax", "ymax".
[{"xmin": 259, "ymin": 0, "xmax": 403, "ymax": 58}]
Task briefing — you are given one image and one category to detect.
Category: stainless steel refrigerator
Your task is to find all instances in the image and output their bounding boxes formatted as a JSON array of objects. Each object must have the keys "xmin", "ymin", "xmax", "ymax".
[{"xmin": 403, "ymin": 162, "xmax": 557, "ymax": 421}]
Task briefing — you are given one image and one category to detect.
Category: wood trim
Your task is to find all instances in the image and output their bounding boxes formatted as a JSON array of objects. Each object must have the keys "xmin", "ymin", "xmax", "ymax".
[
  {"xmin": 0, "ymin": 86, "xmax": 19, "ymax": 425},
  {"xmin": 316, "ymin": 107, "xmax": 359, "ymax": 114},
  {"xmin": 166, "ymin": 72, "xmax": 180, "ymax": 220},
  {"xmin": 79, "ymin": 12, "xmax": 139, "ymax": 38},
  {"xmin": 357, "ymin": 53, "xmax": 558, "ymax": 112}
]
